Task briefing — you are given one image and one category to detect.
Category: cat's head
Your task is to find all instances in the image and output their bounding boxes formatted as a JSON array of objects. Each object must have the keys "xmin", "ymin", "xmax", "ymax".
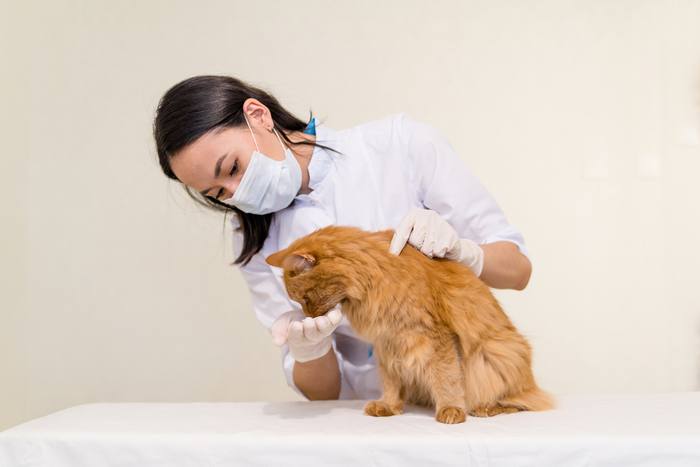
[{"xmin": 265, "ymin": 225, "xmax": 392, "ymax": 318}]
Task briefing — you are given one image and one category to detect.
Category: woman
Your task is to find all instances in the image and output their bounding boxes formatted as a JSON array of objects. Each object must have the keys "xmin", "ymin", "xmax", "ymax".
[{"xmin": 153, "ymin": 75, "xmax": 532, "ymax": 401}]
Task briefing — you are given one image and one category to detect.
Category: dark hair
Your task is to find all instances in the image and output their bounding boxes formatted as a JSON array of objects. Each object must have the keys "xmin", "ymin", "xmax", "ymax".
[{"xmin": 152, "ymin": 75, "xmax": 342, "ymax": 266}]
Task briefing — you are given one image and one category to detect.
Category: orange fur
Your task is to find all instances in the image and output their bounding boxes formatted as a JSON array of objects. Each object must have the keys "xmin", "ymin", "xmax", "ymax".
[{"xmin": 266, "ymin": 225, "xmax": 555, "ymax": 424}]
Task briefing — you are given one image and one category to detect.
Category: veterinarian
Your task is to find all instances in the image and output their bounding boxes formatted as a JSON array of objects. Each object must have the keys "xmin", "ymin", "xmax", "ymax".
[{"xmin": 154, "ymin": 75, "xmax": 532, "ymax": 401}]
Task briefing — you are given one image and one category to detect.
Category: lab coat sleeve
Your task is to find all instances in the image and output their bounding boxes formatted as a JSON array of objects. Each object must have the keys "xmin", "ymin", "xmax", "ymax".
[
  {"xmin": 399, "ymin": 113, "xmax": 530, "ymax": 259},
  {"xmin": 232, "ymin": 216, "xmax": 353, "ymax": 400},
  {"xmin": 281, "ymin": 335, "xmax": 357, "ymax": 400},
  {"xmin": 235, "ymin": 246, "xmax": 306, "ymax": 398}
]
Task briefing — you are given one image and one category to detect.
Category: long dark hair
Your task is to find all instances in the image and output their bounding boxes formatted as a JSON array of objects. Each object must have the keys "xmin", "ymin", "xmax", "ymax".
[{"xmin": 153, "ymin": 75, "xmax": 342, "ymax": 266}]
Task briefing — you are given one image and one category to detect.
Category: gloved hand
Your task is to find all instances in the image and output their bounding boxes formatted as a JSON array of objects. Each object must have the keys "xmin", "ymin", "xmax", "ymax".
[
  {"xmin": 270, "ymin": 305, "xmax": 343, "ymax": 363},
  {"xmin": 388, "ymin": 207, "xmax": 484, "ymax": 277}
]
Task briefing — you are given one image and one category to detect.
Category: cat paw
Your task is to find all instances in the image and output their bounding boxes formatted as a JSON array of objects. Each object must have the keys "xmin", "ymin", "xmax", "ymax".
[
  {"xmin": 469, "ymin": 404, "xmax": 522, "ymax": 417},
  {"xmin": 364, "ymin": 400, "xmax": 403, "ymax": 417},
  {"xmin": 468, "ymin": 405, "xmax": 492, "ymax": 417},
  {"xmin": 435, "ymin": 406, "xmax": 466, "ymax": 424}
]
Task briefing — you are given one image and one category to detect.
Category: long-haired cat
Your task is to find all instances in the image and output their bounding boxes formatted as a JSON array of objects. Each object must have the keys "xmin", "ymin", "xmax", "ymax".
[{"xmin": 265, "ymin": 225, "xmax": 554, "ymax": 424}]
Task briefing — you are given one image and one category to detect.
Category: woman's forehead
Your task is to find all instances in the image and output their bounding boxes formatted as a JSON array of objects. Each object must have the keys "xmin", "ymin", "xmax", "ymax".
[
  {"xmin": 171, "ymin": 127, "xmax": 245, "ymax": 181},
  {"xmin": 189, "ymin": 127, "xmax": 243, "ymax": 157}
]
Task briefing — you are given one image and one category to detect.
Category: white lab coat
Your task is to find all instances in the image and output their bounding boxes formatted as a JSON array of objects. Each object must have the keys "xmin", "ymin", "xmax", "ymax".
[{"xmin": 230, "ymin": 112, "xmax": 530, "ymax": 400}]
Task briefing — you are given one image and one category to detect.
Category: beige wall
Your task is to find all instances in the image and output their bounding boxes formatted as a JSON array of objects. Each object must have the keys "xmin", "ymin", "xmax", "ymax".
[{"xmin": 2, "ymin": 0, "xmax": 699, "ymax": 430}]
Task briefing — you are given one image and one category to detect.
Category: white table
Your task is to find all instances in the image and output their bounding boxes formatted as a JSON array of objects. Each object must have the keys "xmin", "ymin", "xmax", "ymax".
[{"xmin": 1, "ymin": 392, "xmax": 699, "ymax": 466}]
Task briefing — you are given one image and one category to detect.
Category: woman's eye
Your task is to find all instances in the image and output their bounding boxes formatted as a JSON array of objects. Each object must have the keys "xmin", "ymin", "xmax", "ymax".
[{"xmin": 208, "ymin": 160, "xmax": 238, "ymax": 200}]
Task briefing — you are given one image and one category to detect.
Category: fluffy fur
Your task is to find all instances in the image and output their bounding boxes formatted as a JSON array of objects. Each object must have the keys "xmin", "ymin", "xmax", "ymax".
[{"xmin": 266, "ymin": 225, "xmax": 554, "ymax": 424}]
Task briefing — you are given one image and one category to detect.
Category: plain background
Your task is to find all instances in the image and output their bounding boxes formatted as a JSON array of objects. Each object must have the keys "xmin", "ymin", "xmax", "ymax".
[{"xmin": 2, "ymin": 0, "xmax": 699, "ymax": 431}]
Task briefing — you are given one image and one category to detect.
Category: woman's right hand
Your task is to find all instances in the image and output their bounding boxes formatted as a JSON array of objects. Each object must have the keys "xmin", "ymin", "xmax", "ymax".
[{"xmin": 270, "ymin": 305, "xmax": 343, "ymax": 363}]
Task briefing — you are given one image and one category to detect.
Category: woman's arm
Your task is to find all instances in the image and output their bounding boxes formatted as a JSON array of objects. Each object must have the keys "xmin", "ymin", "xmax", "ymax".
[
  {"xmin": 399, "ymin": 114, "xmax": 531, "ymax": 285},
  {"xmin": 292, "ymin": 347, "xmax": 341, "ymax": 400},
  {"xmin": 479, "ymin": 241, "xmax": 532, "ymax": 290}
]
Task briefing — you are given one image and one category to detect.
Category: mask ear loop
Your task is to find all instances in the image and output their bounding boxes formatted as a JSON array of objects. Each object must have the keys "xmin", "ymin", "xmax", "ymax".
[
  {"xmin": 244, "ymin": 112, "xmax": 288, "ymax": 154},
  {"xmin": 243, "ymin": 112, "xmax": 260, "ymax": 152},
  {"xmin": 272, "ymin": 127, "xmax": 288, "ymax": 152}
]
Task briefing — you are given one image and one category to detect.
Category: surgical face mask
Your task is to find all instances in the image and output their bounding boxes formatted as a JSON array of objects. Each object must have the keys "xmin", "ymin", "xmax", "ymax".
[{"xmin": 221, "ymin": 114, "xmax": 302, "ymax": 214}]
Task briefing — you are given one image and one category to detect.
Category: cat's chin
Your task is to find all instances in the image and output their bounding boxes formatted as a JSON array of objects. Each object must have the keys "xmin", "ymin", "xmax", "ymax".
[
  {"xmin": 304, "ymin": 304, "xmax": 341, "ymax": 318},
  {"xmin": 306, "ymin": 309, "xmax": 330, "ymax": 318}
]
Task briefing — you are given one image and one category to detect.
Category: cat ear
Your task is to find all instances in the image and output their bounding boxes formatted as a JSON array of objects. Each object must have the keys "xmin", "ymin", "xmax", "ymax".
[
  {"xmin": 283, "ymin": 252, "xmax": 316, "ymax": 274},
  {"xmin": 265, "ymin": 249, "xmax": 288, "ymax": 268}
]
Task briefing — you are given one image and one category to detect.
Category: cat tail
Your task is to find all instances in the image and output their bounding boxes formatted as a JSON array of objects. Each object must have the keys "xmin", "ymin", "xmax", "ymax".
[{"xmin": 500, "ymin": 386, "xmax": 556, "ymax": 412}]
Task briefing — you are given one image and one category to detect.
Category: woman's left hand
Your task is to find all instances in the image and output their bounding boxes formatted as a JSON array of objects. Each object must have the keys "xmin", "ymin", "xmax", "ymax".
[{"xmin": 388, "ymin": 207, "xmax": 484, "ymax": 276}]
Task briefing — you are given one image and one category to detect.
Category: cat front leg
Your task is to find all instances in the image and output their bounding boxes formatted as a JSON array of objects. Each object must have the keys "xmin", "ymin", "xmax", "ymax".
[
  {"xmin": 364, "ymin": 359, "xmax": 404, "ymax": 417},
  {"xmin": 427, "ymin": 339, "xmax": 467, "ymax": 424}
]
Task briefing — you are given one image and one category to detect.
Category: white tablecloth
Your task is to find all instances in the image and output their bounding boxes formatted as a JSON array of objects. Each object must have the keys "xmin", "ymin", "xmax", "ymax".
[{"xmin": 1, "ymin": 392, "xmax": 699, "ymax": 466}]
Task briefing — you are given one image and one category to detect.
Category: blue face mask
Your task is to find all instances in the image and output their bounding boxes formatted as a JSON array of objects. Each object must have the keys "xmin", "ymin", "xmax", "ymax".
[{"xmin": 221, "ymin": 114, "xmax": 302, "ymax": 215}]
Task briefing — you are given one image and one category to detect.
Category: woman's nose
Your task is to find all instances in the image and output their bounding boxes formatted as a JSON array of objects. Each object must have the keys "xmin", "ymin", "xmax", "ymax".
[{"xmin": 219, "ymin": 180, "xmax": 239, "ymax": 201}]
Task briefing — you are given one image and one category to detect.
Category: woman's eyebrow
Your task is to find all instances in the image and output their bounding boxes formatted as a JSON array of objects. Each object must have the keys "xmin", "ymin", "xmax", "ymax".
[{"xmin": 198, "ymin": 152, "xmax": 229, "ymax": 195}]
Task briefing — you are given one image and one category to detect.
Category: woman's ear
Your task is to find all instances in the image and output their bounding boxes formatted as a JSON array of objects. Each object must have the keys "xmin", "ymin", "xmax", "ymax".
[{"xmin": 282, "ymin": 252, "xmax": 316, "ymax": 275}]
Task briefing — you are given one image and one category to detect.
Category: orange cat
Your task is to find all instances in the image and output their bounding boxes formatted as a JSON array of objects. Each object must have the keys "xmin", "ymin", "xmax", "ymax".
[{"xmin": 265, "ymin": 225, "xmax": 554, "ymax": 424}]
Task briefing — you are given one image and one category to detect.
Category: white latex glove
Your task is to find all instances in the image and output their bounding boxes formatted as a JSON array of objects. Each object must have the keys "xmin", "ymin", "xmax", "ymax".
[
  {"xmin": 388, "ymin": 207, "xmax": 484, "ymax": 277},
  {"xmin": 270, "ymin": 305, "xmax": 343, "ymax": 363}
]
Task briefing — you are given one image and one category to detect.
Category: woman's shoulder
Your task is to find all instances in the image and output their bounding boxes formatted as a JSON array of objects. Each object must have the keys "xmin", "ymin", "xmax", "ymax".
[
  {"xmin": 321, "ymin": 112, "xmax": 411, "ymax": 161},
  {"xmin": 345, "ymin": 112, "xmax": 409, "ymax": 136},
  {"xmin": 342, "ymin": 112, "xmax": 438, "ymax": 154}
]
